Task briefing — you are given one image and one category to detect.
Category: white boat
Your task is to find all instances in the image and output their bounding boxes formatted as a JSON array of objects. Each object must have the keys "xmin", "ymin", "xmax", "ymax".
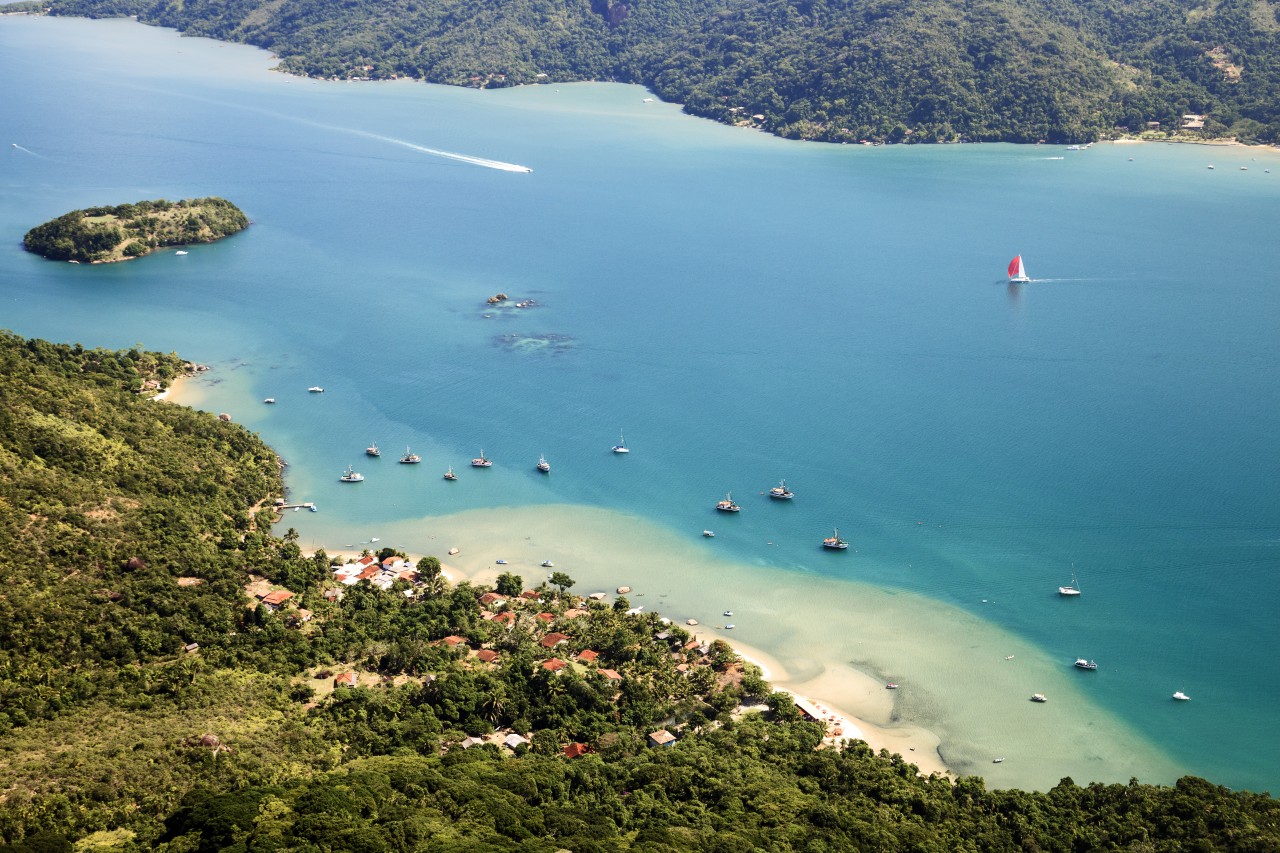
[
  {"xmin": 1030, "ymin": 693, "xmax": 1048, "ymax": 703},
  {"xmin": 1074, "ymin": 658, "xmax": 1098, "ymax": 671},
  {"xmin": 715, "ymin": 492, "xmax": 740, "ymax": 512},
  {"xmin": 542, "ymin": 560, "xmax": 554, "ymax": 568},
  {"xmin": 537, "ymin": 454, "xmax": 550, "ymax": 473},
  {"xmin": 723, "ymin": 610, "xmax": 733, "ymax": 617},
  {"xmin": 885, "ymin": 683, "xmax": 899, "ymax": 689},
  {"xmin": 1172, "ymin": 691, "xmax": 1191, "ymax": 701},
  {"xmin": 1058, "ymin": 568, "xmax": 1082, "ymax": 596},
  {"xmin": 702, "ymin": 530, "xmax": 715, "ymax": 538},
  {"xmin": 263, "ymin": 398, "xmax": 276, "ymax": 404},
  {"xmin": 175, "ymin": 250, "xmax": 189, "ymax": 255},
  {"xmin": 339, "ymin": 465, "xmax": 364, "ymax": 483},
  {"xmin": 768, "ymin": 479, "xmax": 795, "ymax": 500},
  {"xmin": 822, "ymin": 528, "xmax": 849, "ymax": 550},
  {"xmin": 992, "ymin": 757, "xmax": 1005, "ymax": 764},
  {"xmin": 1007, "ymin": 255, "xmax": 1031, "ymax": 283},
  {"xmin": 443, "ymin": 467, "xmax": 457, "ymax": 480},
  {"xmin": 399, "ymin": 446, "xmax": 421, "ymax": 464},
  {"xmin": 308, "ymin": 386, "xmax": 324, "ymax": 393},
  {"xmin": 366, "ymin": 443, "xmax": 380, "ymax": 457},
  {"xmin": 724, "ymin": 624, "xmax": 735, "ymax": 630},
  {"xmin": 612, "ymin": 431, "xmax": 629, "ymax": 453},
  {"xmin": 471, "ymin": 450, "xmax": 492, "ymax": 467}
]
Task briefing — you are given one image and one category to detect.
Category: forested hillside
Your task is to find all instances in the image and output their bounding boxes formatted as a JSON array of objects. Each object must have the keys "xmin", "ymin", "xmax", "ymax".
[
  {"xmin": 23, "ymin": 198, "xmax": 248, "ymax": 263},
  {"xmin": 0, "ymin": 331, "xmax": 1279, "ymax": 849},
  {"xmin": 36, "ymin": 0, "xmax": 1280, "ymax": 143}
]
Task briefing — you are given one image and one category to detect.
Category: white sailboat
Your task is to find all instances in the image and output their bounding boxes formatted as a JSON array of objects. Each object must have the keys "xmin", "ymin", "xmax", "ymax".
[
  {"xmin": 1007, "ymin": 255, "xmax": 1031, "ymax": 283},
  {"xmin": 612, "ymin": 431, "xmax": 629, "ymax": 453},
  {"xmin": 1058, "ymin": 568, "xmax": 1082, "ymax": 597}
]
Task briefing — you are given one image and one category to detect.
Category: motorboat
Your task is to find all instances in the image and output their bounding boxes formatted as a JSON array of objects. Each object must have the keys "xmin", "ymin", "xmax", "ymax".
[
  {"xmin": 822, "ymin": 528, "xmax": 849, "ymax": 550},
  {"xmin": 768, "ymin": 479, "xmax": 795, "ymax": 500},
  {"xmin": 308, "ymin": 386, "xmax": 324, "ymax": 393},
  {"xmin": 715, "ymin": 492, "xmax": 740, "ymax": 512},
  {"xmin": 885, "ymin": 683, "xmax": 899, "ymax": 690},
  {"xmin": 263, "ymin": 398, "xmax": 275, "ymax": 404},
  {"xmin": 443, "ymin": 467, "xmax": 457, "ymax": 480},
  {"xmin": 723, "ymin": 610, "xmax": 733, "ymax": 617},
  {"xmin": 1172, "ymin": 691, "xmax": 1191, "ymax": 701},
  {"xmin": 992, "ymin": 757, "xmax": 1005, "ymax": 764},
  {"xmin": 471, "ymin": 450, "xmax": 492, "ymax": 467},
  {"xmin": 537, "ymin": 454, "xmax": 550, "ymax": 473},
  {"xmin": 339, "ymin": 465, "xmax": 363, "ymax": 483},
  {"xmin": 1074, "ymin": 658, "xmax": 1098, "ymax": 671},
  {"xmin": 542, "ymin": 560, "xmax": 554, "ymax": 568},
  {"xmin": 1030, "ymin": 693, "xmax": 1048, "ymax": 703},
  {"xmin": 399, "ymin": 447, "xmax": 421, "ymax": 464},
  {"xmin": 702, "ymin": 530, "xmax": 715, "ymax": 538},
  {"xmin": 496, "ymin": 559, "xmax": 507, "ymax": 565},
  {"xmin": 366, "ymin": 443, "xmax": 380, "ymax": 457}
]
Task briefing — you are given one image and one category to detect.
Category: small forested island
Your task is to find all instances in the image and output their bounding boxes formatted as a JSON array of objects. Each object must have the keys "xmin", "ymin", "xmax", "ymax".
[
  {"xmin": 1, "ymin": 329, "xmax": 1278, "ymax": 851},
  {"xmin": 21, "ymin": 197, "xmax": 247, "ymax": 263}
]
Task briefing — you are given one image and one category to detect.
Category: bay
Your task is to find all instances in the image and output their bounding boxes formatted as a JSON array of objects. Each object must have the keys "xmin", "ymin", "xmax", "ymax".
[{"xmin": 2, "ymin": 15, "xmax": 1278, "ymax": 793}]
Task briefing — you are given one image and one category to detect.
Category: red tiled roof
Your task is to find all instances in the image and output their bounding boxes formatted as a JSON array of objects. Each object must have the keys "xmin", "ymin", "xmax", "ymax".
[
  {"xmin": 261, "ymin": 590, "xmax": 294, "ymax": 606},
  {"xmin": 334, "ymin": 672, "xmax": 357, "ymax": 687},
  {"xmin": 520, "ymin": 590, "xmax": 540, "ymax": 599},
  {"xmin": 576, "ymin": 649, "xmax": 599, "ymax": 663},
  {"xmin": 542, "ymin": 658, "xmax": 567, "ymax": 672},
  {"xmin": 535, "ymin": 612, "xmax": 555, "ymax": 622},
  {"xmin": 493, "ymin": 612, "xmax": 516, "ymax": 624},
  {"xmin": 563, "ymin": 742, "xmax": 588, "ymax": 759},
  {"xmin": 598, "ymin": 668, "xmax": 622, "ymax": 681},
  {"xmin": 443, "ymin": 635, "xmax": 467, "ymax": 646},
  {"xmin": 476, "ymin": 649, "xmax": 499, "ymax": 663},
  {"xmin": 541, "ymin": 632, "xmax": 569, "ymax": 648}
]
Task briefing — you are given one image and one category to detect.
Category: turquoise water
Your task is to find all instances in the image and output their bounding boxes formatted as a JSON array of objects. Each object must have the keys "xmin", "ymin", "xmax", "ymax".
[{"xmin": 3, "ymin": 16, "xmax": 1279, "ymax": 792}]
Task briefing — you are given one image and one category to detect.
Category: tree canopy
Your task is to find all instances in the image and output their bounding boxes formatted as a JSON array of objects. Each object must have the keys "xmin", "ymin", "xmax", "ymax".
[{"xmin": 22, "ymin": 197, "xmax": 248, "ymax": 263}]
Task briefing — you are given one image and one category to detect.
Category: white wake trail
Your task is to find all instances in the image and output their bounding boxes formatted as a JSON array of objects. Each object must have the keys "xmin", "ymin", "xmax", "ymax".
[
  {"xmin": 351, "ymin": 130, "xmax": 532, "ymax": 173},
  {"xmin": 11, "ymin": 143, "xmax": 44, "ymax": 157}
]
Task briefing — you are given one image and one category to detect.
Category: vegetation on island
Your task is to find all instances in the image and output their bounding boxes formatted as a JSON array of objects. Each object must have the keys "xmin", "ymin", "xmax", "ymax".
[
  {"xmin": 1, "ymin": 329, "xmax": 1279, "ymax": 851},
  {"xmin": 34, "ymin": 0, "xmax": 1280, "ymax": 144},
  {"xmin": 22, "ymin": 197, "xmax": 247, "ymax": 263}
]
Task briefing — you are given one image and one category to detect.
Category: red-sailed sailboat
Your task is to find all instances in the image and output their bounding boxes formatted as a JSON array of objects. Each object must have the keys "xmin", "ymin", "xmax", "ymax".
[{"xmin": 1007, "ymin": 255, "xmax": 1030, "ymax": 283}]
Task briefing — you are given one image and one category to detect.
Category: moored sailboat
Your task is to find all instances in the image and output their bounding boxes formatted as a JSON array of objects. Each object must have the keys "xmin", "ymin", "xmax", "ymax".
[
  {"xmin": 1058, "ymin": 568, "xmax": 1082, "ymax": 597},
  {"xmin": 612, "ymin": 431, "xmax": 629, "ymax": 453},
  {"xmin": 443, "ymin": 467, "xmax": 457, "ymax": 481},
  {"xmin": 1007, "ymin": 255, "xmax": 1031, "ymax": 283}
]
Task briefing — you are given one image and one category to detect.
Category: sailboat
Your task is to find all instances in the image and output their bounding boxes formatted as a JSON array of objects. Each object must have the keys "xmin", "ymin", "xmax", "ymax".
[
  {"xmin": 822, "ymin": 528, "xmax": 849, "ymax": 550},
  {"xmin": 443, "ymin": 467, "xmax": 457, "ymax": 481},
  {"xmin": 1058, "ymin": 568, "xmax": 1082, "ymax": 597},
  {"xmin": 1007, "ymin": 255, "xmax": 1031, "ymax": 283},
  {"xmin": 612, "ymin": 431, "xmax": 629, "ymax": 453}
]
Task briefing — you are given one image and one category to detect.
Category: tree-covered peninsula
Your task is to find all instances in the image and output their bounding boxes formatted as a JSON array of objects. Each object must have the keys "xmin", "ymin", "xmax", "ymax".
[
  {"xmin": 22, "ymin": 197, "xmax": 247, "ymax": 263},
  {"xmin": 35, "ymin": 0, "xmax": 1280, "ymax": 144},
  {"xmin": 0, "ymin": 329, "xmax": 1278, "ymax": 851}
]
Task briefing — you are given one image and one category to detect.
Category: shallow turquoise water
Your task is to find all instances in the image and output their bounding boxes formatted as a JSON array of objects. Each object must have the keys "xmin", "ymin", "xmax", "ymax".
[{"xmin": 3, "ymin": 16, "xmax": 1278, "ymax": 792}]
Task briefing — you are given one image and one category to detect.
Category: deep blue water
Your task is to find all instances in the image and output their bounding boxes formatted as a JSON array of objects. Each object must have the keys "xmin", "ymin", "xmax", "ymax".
[{"xmin": 3, "ymin": 16, "xmax": 1278, "ymax": 792}]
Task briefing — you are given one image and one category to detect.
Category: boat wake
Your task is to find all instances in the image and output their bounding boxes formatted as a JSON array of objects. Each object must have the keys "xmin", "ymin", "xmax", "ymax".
[
  {"xmin": 348, "ymin": 129, "xmax": 532, "ymax": 173},
  {"xmin": 10, "ymin": 143, "xmax": 44, "ymax": 158}
]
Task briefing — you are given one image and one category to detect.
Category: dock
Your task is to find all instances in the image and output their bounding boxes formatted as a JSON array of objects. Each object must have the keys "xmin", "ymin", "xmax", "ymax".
[{"xmin": 276, "ymin": 501, "xmax": 317, "ymax": 512}]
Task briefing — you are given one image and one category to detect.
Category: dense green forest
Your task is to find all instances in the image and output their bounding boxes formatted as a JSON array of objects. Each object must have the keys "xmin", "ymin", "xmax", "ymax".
[
  {"xmin": 22, "ymin": 198, "xmax": 248, "ymax": 263},
  {"xmin": 1, "ymin": 329, "xmax": 1278, "ymax": 851},
  {"xmin": 32, "ymin": 0, "xmax": 1280, "ymax": 143}
]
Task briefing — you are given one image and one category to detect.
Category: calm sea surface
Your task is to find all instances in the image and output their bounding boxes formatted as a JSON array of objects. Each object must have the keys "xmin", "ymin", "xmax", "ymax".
[{"xmin": 3, "ymin": 15, "xmax": 1278, "ymax": 793}]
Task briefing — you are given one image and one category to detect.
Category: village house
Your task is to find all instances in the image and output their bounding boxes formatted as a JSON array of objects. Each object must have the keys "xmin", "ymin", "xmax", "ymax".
[
  {"xmin": 575, "ymin": 649, "xmax": 599, "ymax": 663},
  {"xmin": 648, "ymin": 729, "xmax": 677, "ymax": 748},
  {"xmin": 258, "ymin": 589, "xmax": 294, "ymax": 610},
  {"xmin": 334, "ymin": 672, "xmax": 358, "ymax": 688},
  {"xmin": 598, "ymin": 668, "xmax": 622, "ymax": 683},
  {"xmin": 475, "ymin": 649, "xmax": 499, "ymax": 664},
  {"xmin": 540, "ymin": 632, "xmax": 570, "ymax": 649},
  {"xmin": 542, "ymin": 658, "xmax": 568, "ymax": 673},
  {"xmin": 563, "ymin": 742, "xmax": 588, "ymax": 759}
]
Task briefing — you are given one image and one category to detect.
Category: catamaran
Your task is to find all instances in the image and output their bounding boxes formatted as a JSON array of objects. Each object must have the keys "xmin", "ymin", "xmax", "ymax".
[{"xmin": 1007, "ymin": 255, "xmax": 1031, "ymax": 283}]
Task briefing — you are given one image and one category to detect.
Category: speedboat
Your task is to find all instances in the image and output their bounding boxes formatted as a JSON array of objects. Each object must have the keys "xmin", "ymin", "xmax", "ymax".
[
  {"xmin": 822, "ymin": 528, "xmax": 849, "ymax": 550},
  {"xmin": 542, "ymin": 560, "xmax": 554, "ymax": 568},
  {"xmin": 723, "ymin": 610, "xmax": 733, "ymax": 617},
  {"xmin": 399, "ymin": 447, "xmax": 421, "ymax": 464},
  {"xmin": 702, "ymin": 530, "xmax": 715, "ymax": 538},
  {"xmin": 992, "ymin": 757, "xmax": 1005, "ymax": 764},
  {"xmin": 496, "ymin": 559, "xmax": 507, "ymax": 565},
  {"xmin": 471, "ymin": 450, "xmax": 492, "ymax": 467},
  {"xmin": 366, "ymin": 443, "xmax": 380, "ymax": 457},
  {"xmin": 768, "ymin": 479, "xmax": 794, "ymax": 500},
  {"xmin": 1030, "ymin": 693, "xmax": 1048, "ymax": 703},
  {"xmin": 308, "ymin": 386, "xmax": 324, "ymax": 393},
  {"xmin": 1074, "ymin": 658, "xmax": 1098, "ymax": 671},
  {"xmin": 339, "ymin": 465, "xmax": 363, "ymax": 483},
  {"xmin": 715, "ymin": 492, "xmax": 740, "ymax": 512},
  {"xmin": 175, "ymin": 250, "xmax": 189, "ymax": 255},
  {"xmin": 724, "ymin": 624, "xmax": 735, "ymax": 630},
  {"xmin": 537, "ymin": 454, "xmax": 550, "ymax": 473},
  {"xmin": 1172, "ymin": 691, "xmax": 1191, "ymax": 701},
  {"xmin": 263, "ymin": 398, "xmax": 276, "ymax": 404},
  {"xmin": 443, "ymin": 467, "xmax": 457, "ymax": 480},
  {"xmin": 885, "ymin": 683, "xmax": 899, "ymax": 690}
]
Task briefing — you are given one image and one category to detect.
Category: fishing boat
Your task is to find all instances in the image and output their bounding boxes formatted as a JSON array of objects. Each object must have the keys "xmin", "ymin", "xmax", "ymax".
[
  {"xmin": 471, "ymin": 450, "xmax": 492, "ymax": 467},
  {"xmin": 339, "ymin": 465, "xmax": 364, "ymax": 483},
  {"xmin": 399, "ymin": 447, "xmax": 421, "ymax": 464},
  {"xmin": 1172, "ymin": 691, "xmax": 1191, "ymax": 701},
  {"xmin": 768, "ymin": 479, "xmax": 795, "ymax": 500},
  {"xmin": 537, "ymin": 454, "xmax": 550, "ymax": 473},
  {"xmin": 822, "ymin": 528, "xmax": 849, "ymax": 550},
  {"xmin": 443, "ymin": 467, "xmax": 457, "ymax": 481},
  {"xmin": 1030, "ymin": 693, "xmax": 1048, "ymax": 703},
  {"xmin": 1007, "ymin": 255, "xmax": 1031, "ymax": 283},
  {"xmin": 612, "ymin": 431, "xmax": 629, "ymax": 453},
  {"xmin": 1058, "ymin": 569, "xmax": 1082, "ymax": 596},
  {"xmin": 1074, "ymin": 658, "xmax": 1098, "ymax": 671},
  {"xmin": 715, "ymin": 492, "xmax": 740, "ymax": 512},
  {"xmin": 365, "ymin": 443, "xmax": 380, "ymax": 457}
]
